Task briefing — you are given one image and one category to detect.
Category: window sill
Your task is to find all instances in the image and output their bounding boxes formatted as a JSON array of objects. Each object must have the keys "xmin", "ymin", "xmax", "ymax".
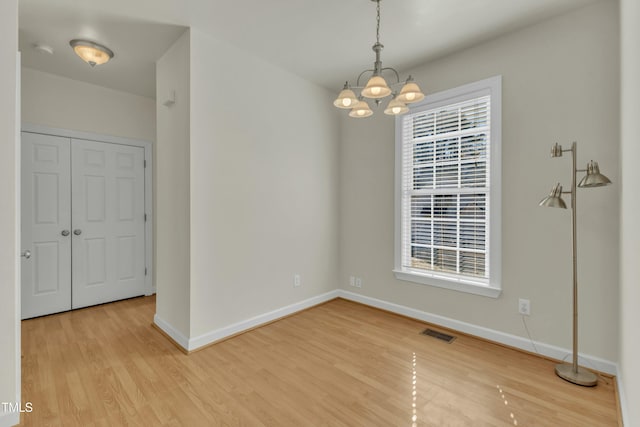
[{"xmin": 393, "ymin": 269, "xmax": 501, "ymax": 298}]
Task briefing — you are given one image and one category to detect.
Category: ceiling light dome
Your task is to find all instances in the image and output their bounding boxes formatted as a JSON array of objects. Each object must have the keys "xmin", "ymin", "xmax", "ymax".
[{"xmin": 69, "ymin": 39, "xmax": 114, "ymax": 67}]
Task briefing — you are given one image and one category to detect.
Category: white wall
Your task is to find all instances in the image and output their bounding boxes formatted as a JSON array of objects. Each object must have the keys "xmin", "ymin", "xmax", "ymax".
[
  {"xmin": 620, "ymin": 0, "xmax": 640, "ymax": 423},
  {"xmin": 21, "ymin": 68, "xmax": 155, "ymax": 142},
  {"xmin": 339, "ymin": 0, "xmax": 619, "ymax": 362},
  {"xmin": 155, "ymin": 30, "xmax": 191, "ymax": 339},
  {"xmin": 188, "ymin": 29, "xmax": 339, "ymax": 337},
  {"xmin": 0, "ymin": 1, "xmax": 19, "ymax": 426}
]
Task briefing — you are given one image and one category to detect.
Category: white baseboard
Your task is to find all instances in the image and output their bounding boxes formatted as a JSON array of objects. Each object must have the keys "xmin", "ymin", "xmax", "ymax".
[
  {"xmin": 154, "ymin": 288, "xmax": 624, "ymax": 422},
  {"xmin": 0, "ymin": 411, "xmax": 20, "ymax": 427},
  {"xmin": 188, "ymin": 290, "xmax": 340, "ymax": 351},
  {"xmin": 153, "ymin": 314, "xmax": 190, "ymax": 350},
  {"xmin": 153, "ymin": 290, "xmax": 341, "ymax": 352},
  {"xmin": 337, "ymin": 290, "xmax": 618, "ymax": 376},
  {"xmin": 154, "ymin": 288, "xmax": 617, "ymax": 376},
  {"xmin": 616, "ymin": 372, "xmax": 629, "ymax": 426}
]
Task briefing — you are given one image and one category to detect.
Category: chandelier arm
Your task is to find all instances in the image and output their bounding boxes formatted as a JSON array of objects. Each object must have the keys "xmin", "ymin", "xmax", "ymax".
[
  {"xmin": 380, "ymin": 67, "xmax": 401, "ymax": 84},
  {"xmin": 356, "ymin": 69, "xmax": 376, "ymax": 87}
]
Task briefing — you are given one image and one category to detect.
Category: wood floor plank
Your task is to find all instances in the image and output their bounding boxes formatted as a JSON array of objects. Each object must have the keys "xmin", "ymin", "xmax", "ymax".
[{"xmin": 20, "ymin": 296, "xmax": 619, "ymax": 426}]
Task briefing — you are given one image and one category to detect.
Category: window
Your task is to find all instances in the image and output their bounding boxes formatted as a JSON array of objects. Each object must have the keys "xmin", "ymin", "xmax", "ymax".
[{"xmin": 394, "ymin": 76, "xmax": 501, "ymax": 297}]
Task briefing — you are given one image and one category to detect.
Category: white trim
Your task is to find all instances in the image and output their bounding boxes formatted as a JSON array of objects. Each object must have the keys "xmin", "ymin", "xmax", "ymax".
[
  {"xmin": 20, "ymin": 123, "xmax": 154, "ymax": 296},
  {"xmin": 154, "ymin": 290, "xmax": 340, "ymax": 351},
  {"xmin": 393, "ymin": 270, "xmax": 501, "ymax": 298},
  {"xmin": 0, "ymin": 412, "xmax": 20, "ymax": 427},
  {"xmin": 154, "ymin": 291, "xmax": 341, "ymax": 352},
  {"xmin": 143, "ymin": 146, "xmax": 154, "ymax": 295},
  {"xmin": 21, "ymin": 123, "xmax": 150, "ymax": 148},
  {"xmin": 394, "ymin": 75, "xmax": 502, "ymax": 296},
  {"xmin": 490, "ymin": 76, "xmax": 503, "ymax": 291},
  {"xmin": 616, "ymin": 372, "xmax": 629, "ymax": 426},
  {"xmin": 153, "ymin": 313, "xmax": 190, "ymax": 350},
  {"xmin": 188, "ymin": 290, "xmax": 340, "ymax": 351},
  {"xmin": 154, "ymin": 287, "xmax": 617, "ymax": 375},
  {"xmin": 337, "ymin": 290, "xmax": 618, "ymax": 375},
  {"xmin": 11, "ymin": 51, "xmax": 21, "ymax": 427}
]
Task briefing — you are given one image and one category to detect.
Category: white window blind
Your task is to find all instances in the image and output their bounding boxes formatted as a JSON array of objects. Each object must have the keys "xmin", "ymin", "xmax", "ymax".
[{"xmin": 400, "ymin": 96, "xmax": 491, "ymax": 284}]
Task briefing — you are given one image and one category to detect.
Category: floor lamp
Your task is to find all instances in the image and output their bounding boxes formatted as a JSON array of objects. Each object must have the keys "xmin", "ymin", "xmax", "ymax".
[{"xmin": 539, "ymin": 141, "xmax": 611, "ymax": 387}]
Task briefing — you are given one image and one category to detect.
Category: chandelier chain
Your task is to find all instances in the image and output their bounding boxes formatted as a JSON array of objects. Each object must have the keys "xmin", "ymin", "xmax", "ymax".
[{"xmin": 376, "ymin": 0, "xmax": 381, "ymax": 44}]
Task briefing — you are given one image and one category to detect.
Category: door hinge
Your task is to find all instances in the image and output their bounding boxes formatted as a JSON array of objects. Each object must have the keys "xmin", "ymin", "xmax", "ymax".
[
  {"xmin": 145, "ymin": 267, "xmax": 147, "ymax": 276},
  {"xmin": 144, "ymin": 213, "xmax": 147, "ymax": 222},
  {"xmin": 144, "ymin": 159, "xmax": 147, "ymax": 168}
]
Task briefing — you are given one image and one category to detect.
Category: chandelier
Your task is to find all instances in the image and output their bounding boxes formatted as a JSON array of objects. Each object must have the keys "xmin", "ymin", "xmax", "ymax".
[{"xmin": 333, "ymin": 0, "xmax": 425, "ymax": 118}]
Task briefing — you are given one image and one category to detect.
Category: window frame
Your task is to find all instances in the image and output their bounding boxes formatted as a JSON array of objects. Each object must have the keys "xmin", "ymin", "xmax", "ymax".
[{"xmin": 393, "ymin": 76, "xmax": 502, "ymax": 298}]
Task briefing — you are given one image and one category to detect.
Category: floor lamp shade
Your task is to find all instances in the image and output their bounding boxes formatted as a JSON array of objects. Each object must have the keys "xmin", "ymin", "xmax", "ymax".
[
  {"xmin": 578, "ymin": 161, "xmax": 612, "ymax": 187},
  {"xmin": 539, "ymin": 183, "xmax": 567, "ymax": 209}
]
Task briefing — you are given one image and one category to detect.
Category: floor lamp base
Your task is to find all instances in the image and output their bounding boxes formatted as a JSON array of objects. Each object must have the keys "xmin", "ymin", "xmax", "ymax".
[{"xmin": 555, "ymin": 363, "xmax": 598, "ymax": 387}]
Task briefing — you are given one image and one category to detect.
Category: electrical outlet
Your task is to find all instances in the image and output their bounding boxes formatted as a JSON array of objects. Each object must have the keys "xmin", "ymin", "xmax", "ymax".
[
  {"xmin": 349, "ymin": 276, "xmax": 355, "ymax": 287},
  {"xmin": 355, "ymin": 277, "xmax": 362, "ymax": 288},
  {"xmin": 294, "ymin": 274, "xmax": 301, "ymax": 287},
  {"xmin": 518, "ymin": 298, "xmax": 531, "ymax": 316}
]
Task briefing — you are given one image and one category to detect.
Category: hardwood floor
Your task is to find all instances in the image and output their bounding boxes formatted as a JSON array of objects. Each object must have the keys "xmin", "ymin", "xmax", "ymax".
[{"xmin": 20, "ymin": 296, "xmax": 619, "ymax": 426}]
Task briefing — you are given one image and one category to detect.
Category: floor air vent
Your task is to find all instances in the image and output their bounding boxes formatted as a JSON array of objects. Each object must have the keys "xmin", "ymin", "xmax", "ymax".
[{"xmin": 422, "ymin": 328, "xmax": 456, "ymax": 343}]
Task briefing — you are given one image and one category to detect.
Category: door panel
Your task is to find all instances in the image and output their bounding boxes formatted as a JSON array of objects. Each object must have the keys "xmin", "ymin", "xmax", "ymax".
[
  {"xmin": 21, "ymin": 132, "xmax": 72, "ymax": 319},
  {"xmin": 71, "ymin": 139, "xmax": 146, "ymax": 308}
]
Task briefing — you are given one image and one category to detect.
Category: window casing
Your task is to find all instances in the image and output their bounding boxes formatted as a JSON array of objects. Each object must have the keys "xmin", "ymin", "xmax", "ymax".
[{"xmin": 394, "ymin": 76, "xmax": 501, "ymax": 297}]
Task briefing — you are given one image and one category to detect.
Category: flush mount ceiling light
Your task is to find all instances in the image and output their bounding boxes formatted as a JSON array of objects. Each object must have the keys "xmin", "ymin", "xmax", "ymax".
[
  {"xmin": 333, "ymin": 0, "xmax": 425, "ymax": 118},
  {"xmin": 69, "ymin": 39, "xmax": 114, "ymax": 67}
]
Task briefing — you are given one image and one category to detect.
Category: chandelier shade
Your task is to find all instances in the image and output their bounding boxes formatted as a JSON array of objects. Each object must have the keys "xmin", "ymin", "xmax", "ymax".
[
  {"xmin": 362, "ymin": 75, "xmax": 392, "ymax": 99},
  {"xmin": 349, "ymin": 100, "xmax": 374, "ymax": 118},
  {"xmin": 397, "ymin": 78, "xmax": 425, "ymax": 104},
  {"xmin": 334, "ymin": 83, "xmax": 359, "ymax": 109},
  {"xmin": 384, "ymin": 98, "xmax": 409, "ymax": 116},
  {"xmin": 333, "ymin": 0, "xmax": 424, "ymax": 118}
]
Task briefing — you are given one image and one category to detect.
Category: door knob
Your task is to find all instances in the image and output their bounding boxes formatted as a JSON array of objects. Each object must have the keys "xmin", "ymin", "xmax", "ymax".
[
  {"xmin": 61, "ymin": 230, "xmax": 70, "ymax": 236},
  {"xmin": 73, "ymin": 229, "xmax": 82, "ymax": 236},
  {"xmin": 21, "ymin": 250, "xmax": 31, "ymax": 259}
]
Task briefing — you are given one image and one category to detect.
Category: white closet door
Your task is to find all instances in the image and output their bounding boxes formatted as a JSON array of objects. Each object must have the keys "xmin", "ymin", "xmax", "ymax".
[
  {"xmin": 21, "ymin": 132, "xmax": 72, "ymax": 319},
  {"xmin": 71, "ymin": 139, "xmax": 146, "ymax": 309}
]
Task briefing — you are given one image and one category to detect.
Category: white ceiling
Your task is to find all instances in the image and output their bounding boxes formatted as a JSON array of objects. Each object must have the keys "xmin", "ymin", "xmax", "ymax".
[{"xmin": 19, "ymin": 0, "xmax": 602, "ymax": 99}]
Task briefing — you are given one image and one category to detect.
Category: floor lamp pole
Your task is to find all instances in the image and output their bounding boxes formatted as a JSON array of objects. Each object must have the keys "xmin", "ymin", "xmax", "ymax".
[{"xmin": 554, "ymin": 142, "xmax": 598, "ymax": 387}]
